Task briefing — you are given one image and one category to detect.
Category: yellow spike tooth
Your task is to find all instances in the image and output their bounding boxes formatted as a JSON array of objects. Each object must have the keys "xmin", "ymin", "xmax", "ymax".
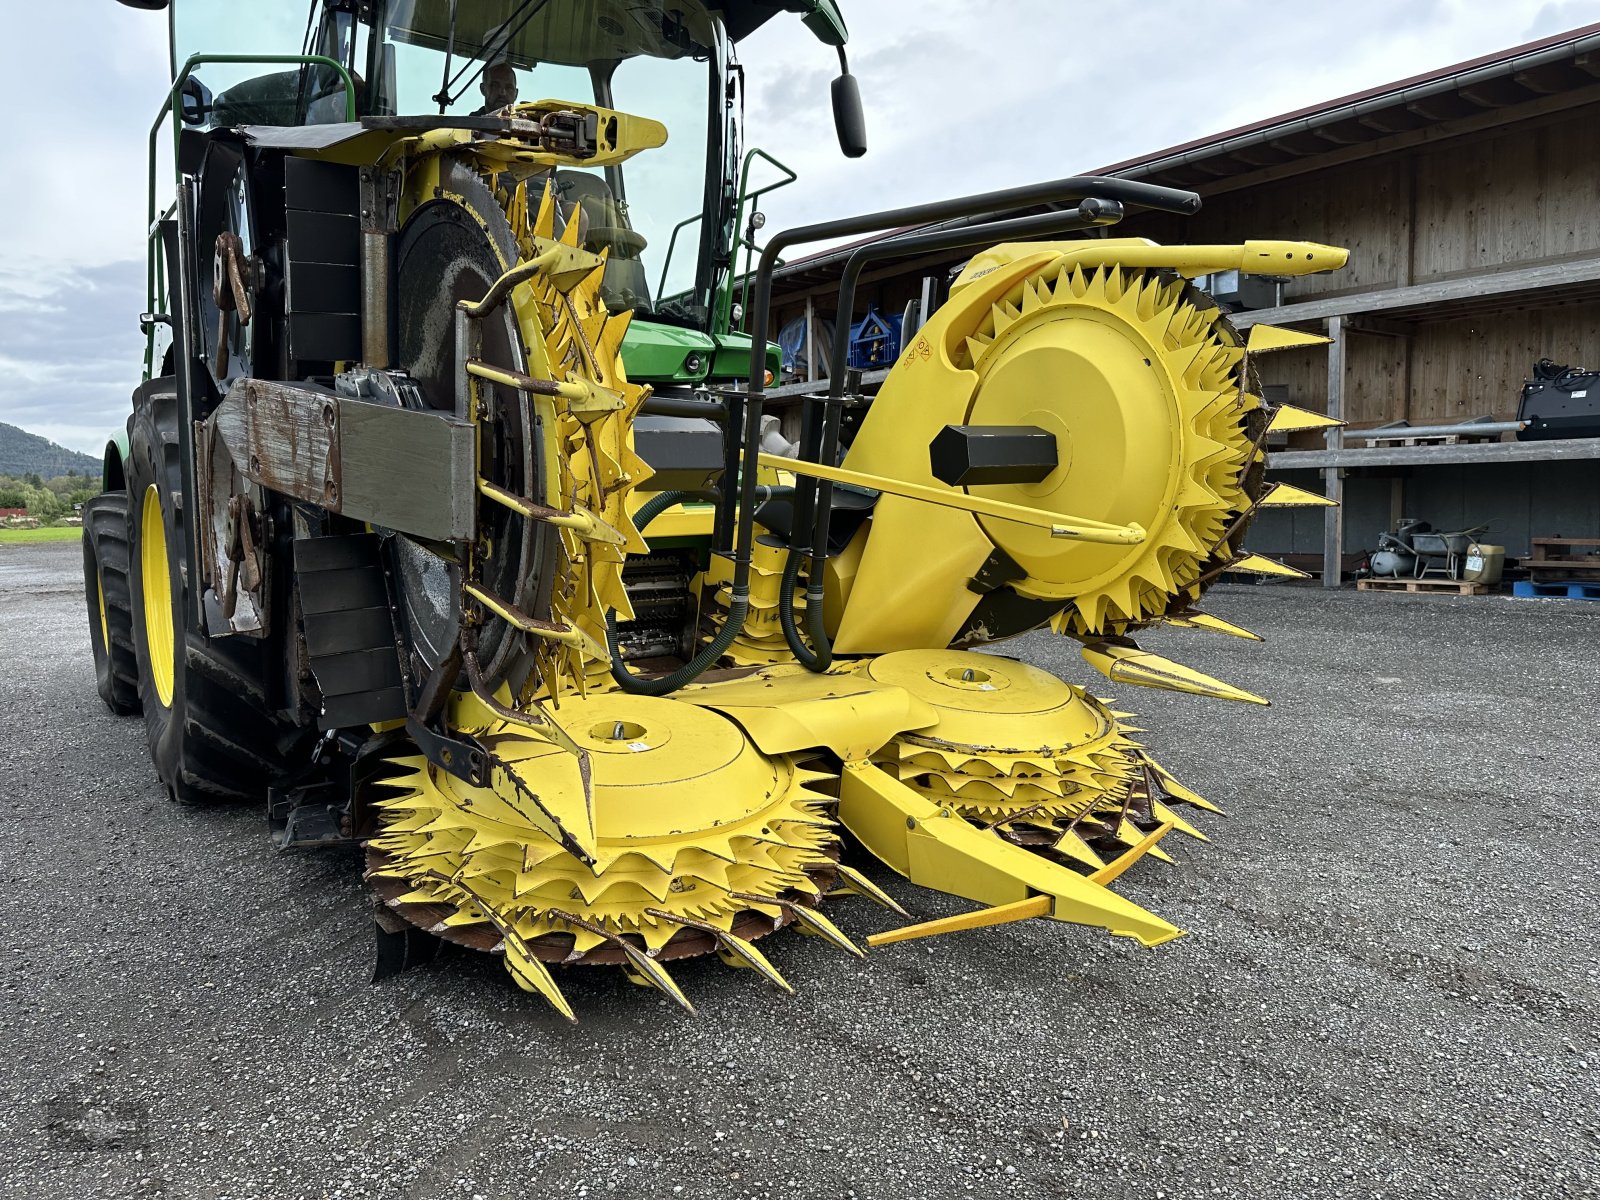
[
  {"xmin": 1246, "ymin": 324, "xmax": 1330, "ymax": 353},
  {"xmin": 502, "ymin": 943, "xmax": 577, "ymax": 1021},
  {"xmin": 832, "ymin": 862, "xmax": 911, "ymax": 916},
  {"xmin": 1152, "ymin": 800, "xmax": 1208, "ymax": 842},
  {"xmin": 1080, "ymin": 641, "xmax": 1270, "ymax": 706},
  {"xmin": 597, "ymin": 310, "xmax": 632, "ymax": 363},
  {"xmin": 1262, "ymin": 481, "xmax": 1338, "ymax": 508},
  {"xmin": 1181, "ymin": 611, "xmax": 1263, "ymax": 641},
  {"xmin": 1052, "ymin": 830, "xmax": 1109, "ymax": 870},
  {"xmin": 715, "ymin": 933, "xmax": 794, "ymax": 994},
  {"xmin": 534, "ymin": 182, "xmax": 557, "ymax": 240},
  {"xmin": 621, "ymin": 946, "xmax": 695, "ymax": 1013},
  {"xmin": 1147, "ymin": 765, "xmax": 1224, "ymax": 815},
  {"xmin": 1267, "ymin": 403, "xmax": 1345, "ymax": 434},
  {"xmin": 1230, "ymin": 553, "xmax": 1311, "ymax": 579},
  {"xmin": 558, "ymin": 202, "xmax": 583, "ymax": 246},
  {"xmin": 786, "ymin": 903, "xmax": 865, "ymax": 959}
]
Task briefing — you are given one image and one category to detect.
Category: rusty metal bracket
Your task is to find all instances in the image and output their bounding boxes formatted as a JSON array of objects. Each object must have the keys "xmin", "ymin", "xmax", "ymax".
[{"xmin": 212, "ymin": 378, "xmax": 476, "ymax": 542}]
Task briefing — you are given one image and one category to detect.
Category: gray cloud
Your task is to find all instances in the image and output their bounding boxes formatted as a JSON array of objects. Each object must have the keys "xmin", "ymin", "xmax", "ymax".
[
  {"xmin": 0, "ymin": 0, "xmax": 1583, "ymax": 452},
  {"xmin": 0, "ymin": 259, "xmax": 146, "ymax": 455}
]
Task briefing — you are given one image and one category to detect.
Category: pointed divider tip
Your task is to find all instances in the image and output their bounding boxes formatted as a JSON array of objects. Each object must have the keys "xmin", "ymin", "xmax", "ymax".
[
  {"xmin": 833, "ymin": 863, "xmax": 911, "ymax": 917},
  {"xmin": 1262, "ymin": 482, "xmax": 1337, "ymax": 508},
  {"xmin": 1080, "ymin": 641, "xmax": 1269, "ymax": 706},
  {"xmin": 1181, "ymin": 611, "xmax": 1263, "ymax": 641},
  {"xmin": 715, "ymin": 933, "xmax": 795, "ymax": 995},
  {"xmin": 1246, "ymin": 324, "xmax": 1330, "ymax": 354},
  {"xmin": 1267, "ymin": 403, "xmax": 1344, "ymax": 434},
  {"xmin": 1229, "ymin": 553, "xmax": 1310, "ymax": 579}
]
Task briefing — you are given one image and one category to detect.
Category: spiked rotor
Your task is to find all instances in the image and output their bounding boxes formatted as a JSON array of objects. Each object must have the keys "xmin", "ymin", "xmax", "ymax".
[
  {"xmin": 859, "ymin": 650, "xmax": 1213, "ymax": 872},
  {"xmin": 367, "ymin": 693, "xmax": 857, "ymax": 1018},
  {"xmin": 945, "ymin": 265, "xmax": 1252, "ymax": 633}
]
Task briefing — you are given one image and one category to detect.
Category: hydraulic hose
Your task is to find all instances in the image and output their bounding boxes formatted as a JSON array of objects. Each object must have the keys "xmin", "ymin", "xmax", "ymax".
[
  {"xmin": 605, "ymin": 484, "xmax": 792, "ymax": 695},
  {"xmin": 778, "ymin": 546, "xmax": 832, "ymax": 670}
]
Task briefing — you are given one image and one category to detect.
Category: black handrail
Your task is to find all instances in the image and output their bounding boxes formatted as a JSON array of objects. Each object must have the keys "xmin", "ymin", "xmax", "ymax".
[{"xmin": 661, "ymin": 174, "xmax": 1202, "ymax": 694}]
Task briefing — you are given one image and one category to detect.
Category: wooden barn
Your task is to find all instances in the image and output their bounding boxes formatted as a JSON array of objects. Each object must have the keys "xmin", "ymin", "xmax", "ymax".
[{"xmin": 761, "ymin": 23, "xmax": 1600, "ymax": 587}]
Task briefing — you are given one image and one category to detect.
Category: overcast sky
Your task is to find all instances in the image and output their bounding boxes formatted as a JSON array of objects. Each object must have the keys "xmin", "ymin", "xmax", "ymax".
[{"xmin": 0, "ymin": 0, "xmax": 1588, "ymax": 454}]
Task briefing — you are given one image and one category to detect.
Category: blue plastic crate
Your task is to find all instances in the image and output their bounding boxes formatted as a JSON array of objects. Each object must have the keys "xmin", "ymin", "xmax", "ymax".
[{"xmin": 846, "ymin": 305, "xmax": 903, "ymax": 371}]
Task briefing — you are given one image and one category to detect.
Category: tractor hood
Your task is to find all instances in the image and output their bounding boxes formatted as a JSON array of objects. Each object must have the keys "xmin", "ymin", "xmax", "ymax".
[{"xmin": 622, "ymin": 319, "xmax": 781, "ymax": 384}]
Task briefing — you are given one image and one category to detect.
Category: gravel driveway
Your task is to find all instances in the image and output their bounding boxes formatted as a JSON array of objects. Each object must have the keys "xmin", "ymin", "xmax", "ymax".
[{"xmin": 2, "ymin": 538, "xmax": 1595, "ymax": 1200}]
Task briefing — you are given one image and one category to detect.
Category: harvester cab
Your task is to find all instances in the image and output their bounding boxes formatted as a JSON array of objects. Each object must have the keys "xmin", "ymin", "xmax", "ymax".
[{"xmin": 86, "ymin": 0, "xmax": 1351, "ymax": 1017}]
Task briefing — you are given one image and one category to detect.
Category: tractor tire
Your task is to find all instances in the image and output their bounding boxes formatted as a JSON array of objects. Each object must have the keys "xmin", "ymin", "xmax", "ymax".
[
  {"xmin": 125, "ymin": 379, "xmax": 292, "ymax": 805},
  {"xmin": 82, "ymin": 491, "xmax": 141, "ymax": 715}
]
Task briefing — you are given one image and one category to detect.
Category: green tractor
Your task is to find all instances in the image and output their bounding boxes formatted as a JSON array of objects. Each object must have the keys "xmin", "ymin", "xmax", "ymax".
[{"xmin": 89, "ymin": 0, "xmax": 1346, "ymax": 1017}]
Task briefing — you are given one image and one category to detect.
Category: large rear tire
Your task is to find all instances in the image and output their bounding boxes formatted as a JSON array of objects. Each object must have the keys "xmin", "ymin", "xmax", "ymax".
[
  {"xmin": 125, "ymin": 379, "xmax": 293, "ymax": 804},
  {"xmin": 82, "ymin": 491, "xmax": 141, "ymax": 715}
]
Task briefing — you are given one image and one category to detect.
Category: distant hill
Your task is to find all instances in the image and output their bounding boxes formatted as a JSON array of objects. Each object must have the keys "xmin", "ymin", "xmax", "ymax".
[{"xmin": 0, "ymin": 423, "xmax": 101, "ymax": 479}]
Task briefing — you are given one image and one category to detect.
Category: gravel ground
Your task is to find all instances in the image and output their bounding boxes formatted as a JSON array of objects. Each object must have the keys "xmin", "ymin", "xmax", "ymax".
[{"xmin": 2, "ymin": 537, "xmax": 1596, "ymax": 1200}]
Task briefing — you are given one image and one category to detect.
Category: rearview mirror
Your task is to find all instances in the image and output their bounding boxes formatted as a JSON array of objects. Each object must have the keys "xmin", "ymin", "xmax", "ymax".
[
  {"xmin": 179, "ymin": 76, "xmax": 213, "ymax": 126},
  {"xmin": 115, "ymin": 0, "xmax": 170, "ymax": 8},
  {"xmin": 831, "ymin": 68, "xmax": 867, "ymax": 159}
]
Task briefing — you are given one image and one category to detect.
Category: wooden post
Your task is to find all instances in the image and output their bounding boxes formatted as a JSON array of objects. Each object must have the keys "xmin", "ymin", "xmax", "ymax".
[{"xmin": 1323, "ymin": 313, "xmax": 1345, "ymax": 589}]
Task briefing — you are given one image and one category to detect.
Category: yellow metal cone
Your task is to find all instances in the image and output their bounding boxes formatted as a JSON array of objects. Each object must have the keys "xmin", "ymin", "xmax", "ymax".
[
  {"xmin": 1261, "ymin": 481, "xmax": 1337, "ymax": 508},
  {"xmin": 1230, "ymin": 553, "xmax": 1310, "ymax": 579},
  {"xmin": 1080, "ymin": 641, "xmax": 1269, "ymax": 706},
  {"xmin": 1179, "ymin": 611, "xmax": 1263, "ymax": 641},
  {"xmin": 1246, "ymin": 324, "xmax": 1330, "ymax": 353},
  {"xmin": 1268, "ymin": 403, "xmax": 1345, "ymax": 434}
]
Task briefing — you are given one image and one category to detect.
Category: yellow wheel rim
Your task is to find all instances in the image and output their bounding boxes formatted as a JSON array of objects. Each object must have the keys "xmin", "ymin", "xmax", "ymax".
[
  {"xmin": 95, "ymin": 569, "xmax": 110, "ymax": 654},
  {"xmin": 140, "ymin": 484, "xmax": 175, "ymax": 708}
]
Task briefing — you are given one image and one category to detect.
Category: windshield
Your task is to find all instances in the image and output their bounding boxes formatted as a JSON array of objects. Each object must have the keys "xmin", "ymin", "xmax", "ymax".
[
  {"xmin": 375, "ymin": 0, "xmax": 725, "ymax": 322},
  {"xmin": 169, "ymin": 1, "xmax": 729, "ymax": 326}
]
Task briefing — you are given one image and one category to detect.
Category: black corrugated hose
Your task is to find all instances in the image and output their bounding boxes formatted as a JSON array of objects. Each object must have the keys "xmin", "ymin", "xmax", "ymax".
[{"xmin": 605, "ymin": 485, "xmax": 793, "ymax": 695}]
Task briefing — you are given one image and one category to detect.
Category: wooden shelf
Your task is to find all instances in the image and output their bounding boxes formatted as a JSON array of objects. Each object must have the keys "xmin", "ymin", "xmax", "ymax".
[{"xmin": 1269, "ymin": 436, "xmax": 1600, "ymax": 470}]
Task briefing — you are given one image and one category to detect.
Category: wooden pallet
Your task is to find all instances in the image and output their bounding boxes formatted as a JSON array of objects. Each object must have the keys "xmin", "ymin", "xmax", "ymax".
[
  {"xmin": 1357, "ymin": 576, "xmax": 1489, "ymax": 596},
  {"xmin": 1512, "ymin": 579, "xmax": 1600, "ymax": 601},
  {"xmin": 1357, "ymin": 433, "xmax": 1500, "ymax": 448}
]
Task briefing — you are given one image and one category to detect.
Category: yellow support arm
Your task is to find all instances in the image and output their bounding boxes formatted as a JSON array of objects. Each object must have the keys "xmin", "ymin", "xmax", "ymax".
[
  {"xmin": 837, "ymin": 760, "xmax": 1182, "ymax": 948},
  {"xmin": 755, "ymin": 453, "xmax": 1146, "ymax": 546}
]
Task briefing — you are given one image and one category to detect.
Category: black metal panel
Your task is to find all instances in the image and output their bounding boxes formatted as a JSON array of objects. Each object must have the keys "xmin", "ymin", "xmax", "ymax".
[
  {"xmin": 633, "ymin": 414, "xmax": 725, "ymax": 492},
  {"xmin": 286, "ymin": 210, "xmax": 360, "ymax": 265},
  {"xmin": 287, "ymin": 261, "xmax": 361, "ymax": 315},
  {"xmin": 1518, "ymin": 369, "xmax": 1600, "ymax": 440},
  {"xmin": 311, "ymin": 647, "xmax": 405, "ymax": 697},
  {"xmin": 284, "ymin": 156, "xmax": 359, "ymax": 217},
  {"xmin": 296, "ymin": 567, "xmax": 390, "ymax": 615},
  {"xmin": 289, "ymin": 311, "xmax": 363, "ymax": 363},
  {"xmin": 320, "ymin": 688, "xmax": 408, "ymax": 729},
  {"xmin": 294, "ymin": 534, "xmax": 407, "ymax": 729},
  {"xmin": 303, "ymin": 608, "xmax": 398, "ymax": 658},
  {"xmin": 929, "ymin": 425, "xmax": 1058, "ymax": 487},
  {"xmin": 293, "ymin": 531, "xmax": 380, "ymax": 572}
]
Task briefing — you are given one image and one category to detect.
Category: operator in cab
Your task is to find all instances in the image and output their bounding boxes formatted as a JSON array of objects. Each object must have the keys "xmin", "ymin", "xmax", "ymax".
[{"xmin": 474, "ymin": 58, "xmax": 519, "ymax": 115}]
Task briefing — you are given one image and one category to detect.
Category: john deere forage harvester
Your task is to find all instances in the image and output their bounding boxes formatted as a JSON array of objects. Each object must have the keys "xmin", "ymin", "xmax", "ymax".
[{"xmin": 86, "ymin": 0, "xmax": 1346, "ymax": 1017}]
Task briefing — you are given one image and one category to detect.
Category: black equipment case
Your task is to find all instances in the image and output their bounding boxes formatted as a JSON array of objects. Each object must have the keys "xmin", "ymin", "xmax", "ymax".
[{"xmin": 1517, "ymin": 358, "xmax": 1600, "ymax": 440}]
